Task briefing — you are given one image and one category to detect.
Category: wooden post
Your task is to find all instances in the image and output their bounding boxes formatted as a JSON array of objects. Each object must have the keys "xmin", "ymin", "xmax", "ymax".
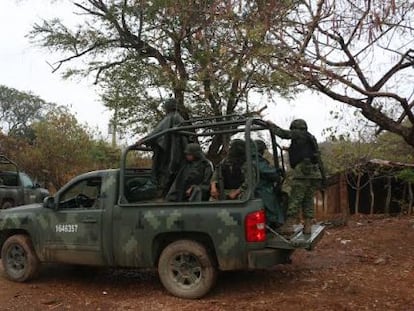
[
  {"xmin": 340, "ymin": 173, "xmax": 349, "ymax": 225},
  {"xmin": 409, "ymin": 182, "xmax": 413, "ymax": 215},
  {"xmin": 385, "ymin": 176, "xmax": 392, "ymax": 215},
  {"xmin": 369, "ymin": 178, "xmax": 374, "ymax": 215},
  {"xmin": 355, "ymin": 172, "xmax": 362, "ymax": 215},
  {"xmin": 402, "ymin": 183, "xmax": 407, "ymax": 215}
]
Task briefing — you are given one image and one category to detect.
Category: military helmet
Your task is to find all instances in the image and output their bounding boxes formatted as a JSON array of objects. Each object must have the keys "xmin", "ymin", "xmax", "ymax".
[
  {"xmin": 255, "ymin": 139, "xmax": 267, "ymax": 155},
  {"xmin": 163, "ymin": 98, "xmax": 178, "ymax": 112},
  {"xmin": 184, "ymin": 143, "xmax": 202, "ymax": 158},
  {"xmin": 228, "ymin": 139, "xmax": 245, "ymax": 158},
  {"xmin": 289, "ymin": 119, "xmax": 308, "ymax": 131}
]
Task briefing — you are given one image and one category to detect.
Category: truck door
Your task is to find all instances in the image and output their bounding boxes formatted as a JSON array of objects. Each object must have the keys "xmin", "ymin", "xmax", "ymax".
[
  {"xmin": 44, "ymin": 176, "xmax": 105, "ymax": 265},
  {"xmin": 19, "ymin": 172, "xmax": 37, "ymax": 204}
]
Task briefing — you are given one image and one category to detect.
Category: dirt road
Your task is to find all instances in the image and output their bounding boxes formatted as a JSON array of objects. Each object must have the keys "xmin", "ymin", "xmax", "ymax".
[{"xmin": 0, "ymin": 215, "xmax": 413, "ymax": 311}]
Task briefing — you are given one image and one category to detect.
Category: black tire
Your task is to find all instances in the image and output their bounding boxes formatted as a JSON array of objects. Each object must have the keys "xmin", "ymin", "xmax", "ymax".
[
  {"xmin": 1, "ymin": 201, "xmax": 14, "ymax": 209},
  {"xmin": 1, "ymin": 235, "xmax": 40, "ymax": 282},
  {"xmin": 158, "ymin": 240, "xmax": 217, "ymax": 299}
]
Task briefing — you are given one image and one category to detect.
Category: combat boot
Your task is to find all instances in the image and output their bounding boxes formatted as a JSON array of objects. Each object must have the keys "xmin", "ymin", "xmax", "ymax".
[
  {"xmin": 303, "ymin": 218, "xmax": 312, "ymax": 235},
  {"xmin": 278, "ymin": 217, "xmax": 297, "ymax": 237}
]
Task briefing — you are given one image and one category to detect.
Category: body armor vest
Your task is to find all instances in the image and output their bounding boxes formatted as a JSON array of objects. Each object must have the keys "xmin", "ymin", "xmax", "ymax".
[{"xmin": 288, "ymin": 132, "xmax": 318, "ymax": 168}]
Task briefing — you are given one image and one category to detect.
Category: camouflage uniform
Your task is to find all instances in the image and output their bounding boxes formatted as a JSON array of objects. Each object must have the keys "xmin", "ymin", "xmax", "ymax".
[
  {"xmin": 254, "ymin": 140, "xmax": 284, "ymax": 225},
  {"xmin": 166, "ymin": 144, "xmax": 213, "ymax": 202},
  {"xmin": 269, "ymin": 119, "xmax": 326, "ymax": 235},
  {"xmin": 211, "ymin": 139, "xmax": 245, "ymax": 200},
  {"xmin": 144, "ymin": 99, "xmax": 187, "ymax": 193}
]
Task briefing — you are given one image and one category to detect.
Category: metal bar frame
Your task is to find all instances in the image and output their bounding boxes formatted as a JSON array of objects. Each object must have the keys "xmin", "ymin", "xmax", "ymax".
[{"xmin": 118, "ymin": 117, "xmax": 285, "ymax": 206}]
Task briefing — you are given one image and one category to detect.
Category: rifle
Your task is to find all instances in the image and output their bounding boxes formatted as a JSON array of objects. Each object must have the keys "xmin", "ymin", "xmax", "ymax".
[{"xmin": 217, "ymin": 161, "xmax": 226, "ymax": 200}]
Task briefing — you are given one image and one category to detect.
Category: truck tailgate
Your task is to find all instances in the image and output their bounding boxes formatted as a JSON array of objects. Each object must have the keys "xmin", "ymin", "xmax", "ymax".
[{"xmin": 266, "ymin": 224, "xmax": 325, "ymax": 251}]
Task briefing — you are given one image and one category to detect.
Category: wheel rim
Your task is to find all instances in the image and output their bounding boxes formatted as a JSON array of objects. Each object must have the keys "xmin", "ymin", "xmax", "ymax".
[
  {"xmin": 169, "ymin": 252, "xmax": 202, "ymax": 289},
  {"xmin": 5, "ymin": 243, "xmax": 27, "ymax": 279},
  {"xmin": 1, "ymin": 202, "xmax": 11, "ymax": 209}
]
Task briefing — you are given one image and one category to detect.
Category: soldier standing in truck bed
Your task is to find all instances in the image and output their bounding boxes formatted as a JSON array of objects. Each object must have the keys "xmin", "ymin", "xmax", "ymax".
[
  {"xmin": 137, "ymin": 98, "xmax": 187, "ymax": 194},
  {"xmin": 267, "ymin": 119, "xmax": 326, "ymax": 236}
]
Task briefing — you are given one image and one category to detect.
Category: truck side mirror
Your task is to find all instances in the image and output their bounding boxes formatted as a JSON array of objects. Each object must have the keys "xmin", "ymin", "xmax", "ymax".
[{"xmin": 43, "ymin": 196, "xmax": 56, "ymax": 209}]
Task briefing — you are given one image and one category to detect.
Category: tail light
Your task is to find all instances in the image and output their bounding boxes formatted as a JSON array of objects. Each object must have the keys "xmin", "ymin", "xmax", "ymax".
[{"xmin": 245, "ymin": 210, "xmax": 266, "ymax": 242}]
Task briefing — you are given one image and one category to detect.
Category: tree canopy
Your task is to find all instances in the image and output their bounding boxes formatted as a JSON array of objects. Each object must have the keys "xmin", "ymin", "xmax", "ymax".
[
  {"xmin": 0, "ymin": 85, "xmax": 120, "ymax": 190},
  {"xmin": 265, "ymin": 0, "xmax": 414, "ymax": 147},
  {"xmin": 29, "ymin": 0, "xmax": 414, "ymax": 150},
  {"xmin": 0, "ymin": 84, "xmax": 55, "ymax": 140},
  {"xmin": 29, "ymin": 0, "xmax": 295, "ymax": 156}
]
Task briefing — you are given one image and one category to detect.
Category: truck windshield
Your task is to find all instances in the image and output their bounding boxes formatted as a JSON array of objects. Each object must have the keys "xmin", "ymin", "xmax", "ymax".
[
  {"xmin": 19, "ymin": 173, "xmax": 34, "ymax": 188},
  {"xmin": 60, "ymin": 177, "xmax": 102, "ymax": 209}
]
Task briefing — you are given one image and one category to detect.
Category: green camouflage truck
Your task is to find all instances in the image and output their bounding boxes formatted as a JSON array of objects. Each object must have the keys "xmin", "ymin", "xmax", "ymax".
[
  {"xmin": 0, "ymin": 156, "xmax": 49, "ymax": 209},
  {"xmin": 0, "ymin": 116, "xmax": 324, "ymax": 299}
]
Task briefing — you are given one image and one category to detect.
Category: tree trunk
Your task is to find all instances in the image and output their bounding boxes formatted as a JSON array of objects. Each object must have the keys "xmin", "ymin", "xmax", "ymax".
[
  {"xmin": 402, "ymin": 183, "xmax": 407, "ymax": 215},
  {"xmin": 354, "ymin": 173, "xmax": 362, "ymax": 215},
  {"xmin": 369, "ymin": 178, "xmax": 374, "ymax": 215},
  {"xmin": 207, "ymin": 134, "xmax": 230, "ymax": 165},
  {"xmin": 408, "ymin": 182, "xmax": 413, "ymax": 215},
  {"xmin": 385, "ymin": 176, "xmax": 392, "ymax": 215}
]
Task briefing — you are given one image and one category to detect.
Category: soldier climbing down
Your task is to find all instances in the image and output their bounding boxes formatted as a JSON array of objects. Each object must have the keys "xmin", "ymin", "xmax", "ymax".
[
  {"xmin": 267, "ymin": 119, "xmax": 326, "ymax": 236},
  {"xmin": 254, "ymin": 140, "xmax": 284, "ymax": 227}
]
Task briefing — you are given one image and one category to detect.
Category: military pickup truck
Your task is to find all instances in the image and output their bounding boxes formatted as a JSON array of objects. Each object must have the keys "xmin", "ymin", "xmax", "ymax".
[
  {"xmin": 0, "ymin": 156, "xmax": 49, "ymax": 209},
  {"xmin": 0, "ymin": 116, "xmax": 324, "ymax": 299}
]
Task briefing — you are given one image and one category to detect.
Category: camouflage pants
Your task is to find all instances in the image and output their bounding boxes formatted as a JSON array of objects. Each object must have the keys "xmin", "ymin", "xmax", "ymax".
[{"xmin": 287, "ymin": 178, "xmax": 319, "ymax": 219}]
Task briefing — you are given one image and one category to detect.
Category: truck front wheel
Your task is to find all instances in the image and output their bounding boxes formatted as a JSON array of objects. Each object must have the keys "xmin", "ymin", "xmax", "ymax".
[
  {"xmin": 1, "ymin": 201, "xmax": 14, "ymax": 209},
  {"xmin": 158, "ymin": 240, "xmax": 217, "ymax": 299},
  {"xmin": 1, "ymin": 235, "xmax": 40, "ymax": 282}
]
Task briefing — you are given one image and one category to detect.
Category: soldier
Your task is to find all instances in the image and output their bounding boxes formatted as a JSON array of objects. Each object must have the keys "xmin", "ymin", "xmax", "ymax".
[
  {"xmin": 137, "ymin": 98, "xmax": 187, "ymax": 194},
  {"xmin": 267, "ymin": 119, "xmax": 326, "ymax": 236},
  {"xmin": 254, "ymin": 140, "xmax": 284, "ymax": 227},
  {"xmin": 166, "ymin": 143, "xmax": 213, "ymax": 202},
  {"xmin": 210, "ymin": 139, "xmax": 246, "ymax": 200}
]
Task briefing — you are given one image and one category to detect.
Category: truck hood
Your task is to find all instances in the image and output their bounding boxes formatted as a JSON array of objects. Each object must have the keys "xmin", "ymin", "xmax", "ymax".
[
  {"xmin": 0, "ymin": 203, "xmax": 44, "ymax": 215},
  {"xmin": 0, "ymin": 203, "xmax": 49, "ymax": 230}
]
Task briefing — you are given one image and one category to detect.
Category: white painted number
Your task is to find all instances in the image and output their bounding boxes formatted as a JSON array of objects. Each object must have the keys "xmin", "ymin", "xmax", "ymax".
[{"xmin": 55, "ymin": 224, "xmax": 78, "ymax": 233}]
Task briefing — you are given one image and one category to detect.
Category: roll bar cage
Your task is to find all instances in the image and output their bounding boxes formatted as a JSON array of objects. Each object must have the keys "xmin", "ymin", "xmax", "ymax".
[{"xmin": 119, "ymin": 115, "xmax": 285, "ymax": 205}]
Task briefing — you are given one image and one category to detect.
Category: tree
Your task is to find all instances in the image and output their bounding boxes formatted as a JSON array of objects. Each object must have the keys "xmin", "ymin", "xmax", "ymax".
[
  {"xmin": 31, "ymin": 111, "xmax": 94, "ymax": 189},
  {"xmin": 265, "ymin": 0, "xmax": 414, "ymax": 147},
  {"xmin": 29, "ymin": 0, "xmax": 294, "ymax": 157},
  {"xmin": 0, "ymin": 85, "xmax": 54, "ymax": 140}
]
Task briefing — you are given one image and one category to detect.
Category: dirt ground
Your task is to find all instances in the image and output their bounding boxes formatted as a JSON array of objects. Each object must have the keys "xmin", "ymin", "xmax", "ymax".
[{"xmin": 0, "ymin": 215, "xmax": 413, "ymax": 311}]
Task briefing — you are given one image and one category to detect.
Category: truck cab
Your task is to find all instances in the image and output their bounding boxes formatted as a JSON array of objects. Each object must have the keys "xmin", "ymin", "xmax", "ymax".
[{"xmin": 0, "ymin": 116, "xmax": 324, "ymax": 299}]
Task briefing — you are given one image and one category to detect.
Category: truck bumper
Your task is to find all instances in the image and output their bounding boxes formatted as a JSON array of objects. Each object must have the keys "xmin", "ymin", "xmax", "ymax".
[{"xmin": 247, "ymin": 248, "xmax": 293, "ymax": 269}]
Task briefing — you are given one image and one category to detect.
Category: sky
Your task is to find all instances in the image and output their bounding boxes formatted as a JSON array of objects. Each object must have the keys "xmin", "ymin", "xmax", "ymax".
[{"xmin": 0, "ymin": 0, "xmax": 338, "ymax": 143}]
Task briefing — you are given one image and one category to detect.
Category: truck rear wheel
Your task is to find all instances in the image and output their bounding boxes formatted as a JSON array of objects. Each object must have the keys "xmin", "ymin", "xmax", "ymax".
[
  {"xmin": 158, "ymin": 240, "xmax": 217, "ymax": 299},
  {"xmin": 1, "ymin": 235, "xmax": 40, "ymax": 282}
]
